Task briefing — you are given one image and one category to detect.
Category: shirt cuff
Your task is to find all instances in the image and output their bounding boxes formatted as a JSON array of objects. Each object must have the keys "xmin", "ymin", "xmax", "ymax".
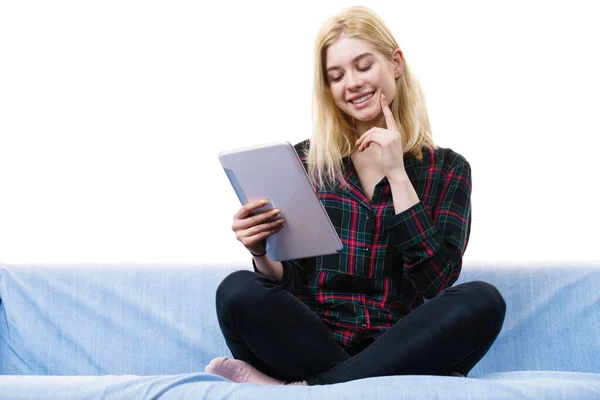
[{"xmin": 383, "ymin": 201, "xmax": 437, "ymax": 252}]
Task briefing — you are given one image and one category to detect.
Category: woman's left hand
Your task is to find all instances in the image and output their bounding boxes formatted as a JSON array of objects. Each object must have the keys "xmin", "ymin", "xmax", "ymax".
[{"xmin": 355, "ymin": 93, "xmax": 407, "ymax": 180}]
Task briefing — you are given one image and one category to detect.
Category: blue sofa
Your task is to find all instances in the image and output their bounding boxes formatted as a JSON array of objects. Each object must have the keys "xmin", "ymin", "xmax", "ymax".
[{"xmin": 0, "ymin": 262, "xmax": 599, "ymax": 399}]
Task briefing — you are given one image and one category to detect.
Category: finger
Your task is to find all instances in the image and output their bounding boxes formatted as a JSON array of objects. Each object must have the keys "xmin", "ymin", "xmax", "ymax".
[
  {"xmin": 358, "ymin": 132, "xmax": 386, "ymax": 152},
  {"xmin": 358, "ymin": 137, "xmax": 374, "ymax": 152},
  {"xmin": 380, "ymin": 93, "xmax": 398, "ymax": 132},
  {"xmin": 358, "ymin": 131, "xmax": 380, "ymax": 152},
  {"xmin": 242, "ymin": 217, "xmax": 285, "ymax": 239},
  {"xmin": 239, "ymin": 222, "xmax": 285, "ymax": 247},
  {"xmin": 235, "ymin": 198, "xmax": 270, "ymax": 219},
  {"xmin": 355, "ymin": 127, "xmax": 377, "ymax": 148},
  {"xmin": 233, "ymin": 208, "xmax": 281, "ymax": 230},
  {"xmin": 258, "ymin": 225, "xmax": 283, "ymax": 241},
  {"xmin": 233, "ymin": 209, "xmax": 281, "ymax": 233},
  {"xmin": 236, "ymin": 218, "xmax": 280, "ymax": 244},
  {"xmin": 356, "ymin": 133, "xmax": 370, "ymax": 151}
]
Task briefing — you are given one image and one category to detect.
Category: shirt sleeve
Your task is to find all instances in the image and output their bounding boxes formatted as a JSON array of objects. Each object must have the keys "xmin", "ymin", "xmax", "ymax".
[
  {"xmin": 251, "ymin": 257, "xmax": 307, "ymax": 293},
  {"xmin": 383, "ymin": 157, "xmax": 472, "ymax": 299}
]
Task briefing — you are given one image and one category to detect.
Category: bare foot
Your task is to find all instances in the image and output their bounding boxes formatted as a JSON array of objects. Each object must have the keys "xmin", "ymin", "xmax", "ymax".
[{"xmin": 204, "ymin": 357, "xmax": 307, "ymax": 386}]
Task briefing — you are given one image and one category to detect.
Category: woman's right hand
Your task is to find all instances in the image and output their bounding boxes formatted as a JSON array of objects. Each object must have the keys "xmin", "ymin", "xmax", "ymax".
[{"xmin": 232, "ymin": 199, "xmax": 286, "ymax": 255}]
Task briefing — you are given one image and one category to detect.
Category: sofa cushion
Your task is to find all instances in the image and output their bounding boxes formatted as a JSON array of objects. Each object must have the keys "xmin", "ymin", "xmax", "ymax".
[{"xmin": 0, "ymin": 371, "xmax": 598, "ymax": 400}]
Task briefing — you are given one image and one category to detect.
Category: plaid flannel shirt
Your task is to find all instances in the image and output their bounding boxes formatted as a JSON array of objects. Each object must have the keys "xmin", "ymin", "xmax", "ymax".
[{"xmin": 253, "ymin": 139, "xmax": 472, "ymax": 350}]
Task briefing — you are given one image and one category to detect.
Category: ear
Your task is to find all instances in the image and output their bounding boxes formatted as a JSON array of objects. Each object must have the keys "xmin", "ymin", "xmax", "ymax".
[{"xmin": 392, "ymin": 48, "xmax": 404, "ymax": 79}]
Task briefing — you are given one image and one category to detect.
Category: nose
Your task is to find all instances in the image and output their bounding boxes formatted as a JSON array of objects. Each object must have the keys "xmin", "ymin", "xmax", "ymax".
[{"xmin": 346, "ymin": 70, "xmax": 364, "ymax": 89}]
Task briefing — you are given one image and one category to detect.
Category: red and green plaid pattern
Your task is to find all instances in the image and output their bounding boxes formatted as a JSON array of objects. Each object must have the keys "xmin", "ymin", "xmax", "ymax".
[{"xmin": 254, "ymin": 139, "xmax": 472, "ymax": 350}]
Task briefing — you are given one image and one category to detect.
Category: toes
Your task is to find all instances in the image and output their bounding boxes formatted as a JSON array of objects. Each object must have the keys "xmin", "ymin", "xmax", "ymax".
[{"xmin": 205, "ymin": 356, "xmax": 229, "ymax": 374}]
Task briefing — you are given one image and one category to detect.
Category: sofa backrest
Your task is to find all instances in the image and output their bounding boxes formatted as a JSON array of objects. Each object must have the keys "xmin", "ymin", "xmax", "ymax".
[
  {"xmin": 0, "ymin": 262, "xmax": 598, "ymax": 376},
  {"xmin": 0, "ymin": 264, "xmax": 237, "ymax": 376},
  {"xmin": 454, "ymin": 263, "xmax": 599, "ymax": 376}
]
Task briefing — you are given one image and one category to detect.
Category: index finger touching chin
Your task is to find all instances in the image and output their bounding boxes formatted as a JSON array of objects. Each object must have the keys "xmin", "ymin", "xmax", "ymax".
[{"xmin": 381, "ymin": 93, "xmax": 398, "ymax": 131}]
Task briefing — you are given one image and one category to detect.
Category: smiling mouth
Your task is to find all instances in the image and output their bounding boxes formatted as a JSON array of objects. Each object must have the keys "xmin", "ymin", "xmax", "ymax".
[{"xmin": 349, "ymin": 92, "xmax": 375, "ymax": 104}]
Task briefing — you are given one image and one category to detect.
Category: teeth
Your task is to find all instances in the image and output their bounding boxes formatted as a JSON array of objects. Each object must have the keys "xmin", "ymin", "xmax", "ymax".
[{"xmin": 351, "ymin": 93, "xmax": 374, "ymax": 104}]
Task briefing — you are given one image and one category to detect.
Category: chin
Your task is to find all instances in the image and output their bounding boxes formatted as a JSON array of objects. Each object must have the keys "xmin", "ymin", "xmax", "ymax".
[{"xmin": 353, "ymin": 111, "xmax": 381, "ymax": 122}]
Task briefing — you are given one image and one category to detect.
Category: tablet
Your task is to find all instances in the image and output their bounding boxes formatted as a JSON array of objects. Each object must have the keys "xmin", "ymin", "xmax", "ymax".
[{"xmin": 218, "ymin": 141, "xmax": 343, "ymax": 261}]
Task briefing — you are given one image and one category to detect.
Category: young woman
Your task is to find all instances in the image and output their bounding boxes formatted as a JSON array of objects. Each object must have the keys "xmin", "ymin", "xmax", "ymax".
[{"xmin": 205, "ymin": 5, "xmax": 506, "ymax": 386}]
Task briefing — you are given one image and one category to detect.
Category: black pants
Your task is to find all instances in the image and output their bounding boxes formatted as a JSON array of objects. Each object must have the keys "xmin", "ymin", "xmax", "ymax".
[{"xmin": 215, "ymin": 270, "xmax": 506, "ymax": 385}]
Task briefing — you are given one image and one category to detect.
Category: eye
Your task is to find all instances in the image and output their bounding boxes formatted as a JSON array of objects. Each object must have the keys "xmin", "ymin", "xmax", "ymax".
[{"xmin": 329, "ymin": 64, "xmax": 372, "ymax": 83}]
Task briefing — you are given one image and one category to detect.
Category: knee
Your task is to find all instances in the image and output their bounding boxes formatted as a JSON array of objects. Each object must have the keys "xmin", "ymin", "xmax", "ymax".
[
  {"xmin": 462, "ymin": 281, "xmax": 507, "ymax": 327},
  {"xmin": 215, "ymin": 270, "xmax": 273, "ymax": 315}
]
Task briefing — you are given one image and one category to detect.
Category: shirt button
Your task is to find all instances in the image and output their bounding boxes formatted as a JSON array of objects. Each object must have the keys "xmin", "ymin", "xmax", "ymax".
[
  {"xmin": 363, "ymin": 247, "xmax": 369, "ymax": 252},
  {"xmin": 361, "ymin": 323, "xmax": 367, "ymax": 327}
]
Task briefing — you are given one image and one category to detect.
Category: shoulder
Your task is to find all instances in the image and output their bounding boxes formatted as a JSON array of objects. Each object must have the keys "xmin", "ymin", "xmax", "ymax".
[
  {"xmin": 293, "ymin": 139, "xmax": 310, "ymax": 154},
  {"xmin": 417, "ymin": 146, "xmax": 470, "ymax": 175},
  {"xmin": 293, "ymin": 139, "xmax": 311, "ymax": 163}
]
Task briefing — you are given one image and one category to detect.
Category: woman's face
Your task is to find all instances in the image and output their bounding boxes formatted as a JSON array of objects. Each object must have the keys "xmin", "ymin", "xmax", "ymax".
[{"xmin": 325, "ymin": 35, "xmax": 403, "ymax": 123}]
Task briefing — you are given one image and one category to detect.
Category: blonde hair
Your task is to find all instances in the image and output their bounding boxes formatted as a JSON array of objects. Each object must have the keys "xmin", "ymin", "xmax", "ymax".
[{"xmin": 307, "ymin": 5, "xmax": 437, "ymax": 190}]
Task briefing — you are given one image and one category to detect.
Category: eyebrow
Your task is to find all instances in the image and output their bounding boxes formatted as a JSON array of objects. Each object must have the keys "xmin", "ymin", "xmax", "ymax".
[{"xmin": 326, "ymin": 53, "xmax": 374, "ymax": 72}]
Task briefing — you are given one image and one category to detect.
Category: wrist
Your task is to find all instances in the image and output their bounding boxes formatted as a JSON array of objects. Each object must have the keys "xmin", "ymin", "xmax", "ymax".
[
  {"xmin": 249, "ymin": 240, "xmax": 267, "ymax": 257},
  {"xmin": 250, "ymin": 249, "xmax": 267, "ymax": 257},
  {"xmin": 387, "ymin": 168, "xmax": 410, "ymax": 184}
]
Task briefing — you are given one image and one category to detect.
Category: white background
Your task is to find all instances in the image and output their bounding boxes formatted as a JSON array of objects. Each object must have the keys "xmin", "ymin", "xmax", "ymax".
[{"xmin": 1, "ymin": 1, "xmax": 598, "ymax": 266}]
